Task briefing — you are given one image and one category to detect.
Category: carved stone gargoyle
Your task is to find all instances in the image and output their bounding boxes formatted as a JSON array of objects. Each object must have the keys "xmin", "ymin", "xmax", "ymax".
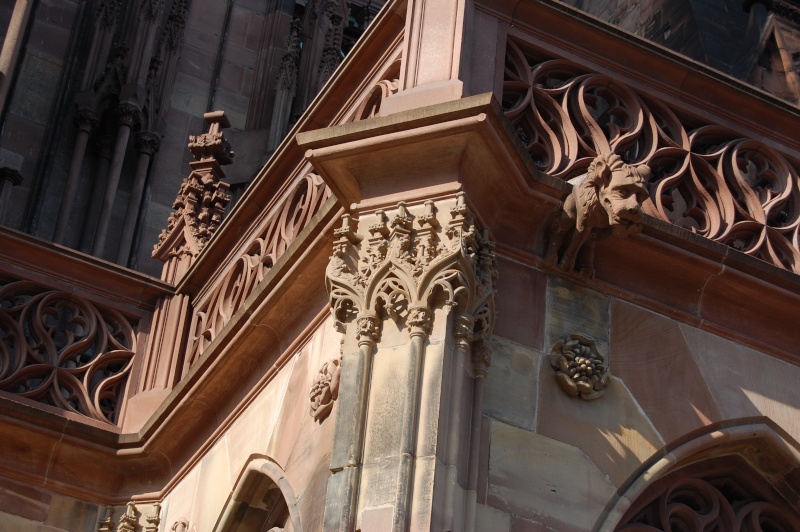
[{"xmin": 545, "ymin": 154, "xmax": 651, "ymax": 276}]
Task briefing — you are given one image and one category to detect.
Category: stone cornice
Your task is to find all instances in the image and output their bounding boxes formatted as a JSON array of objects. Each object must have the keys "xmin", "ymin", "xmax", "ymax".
[{"xmin": 0, "ymin": 226, "xmax": 171, "ymax": 315}]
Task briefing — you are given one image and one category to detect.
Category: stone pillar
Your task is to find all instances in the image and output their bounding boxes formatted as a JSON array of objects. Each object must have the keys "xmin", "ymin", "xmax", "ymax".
[
  {"xmin": 54, "ymin": 108, "xmax": 99, "ymax": 245},
  {"xmin": 80, "ymin": 137, "xmax": 114, "ymax": 252},
  {"xmin": 0, "ymin": 167, "xmax": 23, "ymax": 225},
  {"xmin": 0, "ymin": 0, "xmax": 35, "ymax": 119},
  {"xmin": 323, "ymin": 195, "xmax": 497, "ymax": 532},
  {"xmin": 116, "ymin": 131, "xmax": 160, "ymax": 265},
  {"xmin": 380, "ymin": 0, "xmax": 468, "ymax": 116},
  {"xmin": 92, "ymin": 102, "xmax": 140, "ymax": 257}
]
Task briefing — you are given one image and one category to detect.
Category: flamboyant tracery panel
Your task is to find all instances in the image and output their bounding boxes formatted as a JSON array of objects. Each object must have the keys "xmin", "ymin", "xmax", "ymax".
[
  {"xmin": 617, "ymin": 458, "xmax": 800, "ymax": 531},
  {"xmin": 183, "ymin": 165, "xmax": 331, "ymax": 373},
  {"xmin": 504, "ymin": 38, "xmax": 800, "ymax": 273},
  {"xmin": 0, "ymin": 279, "xmax": 136, "ymax": 423}
]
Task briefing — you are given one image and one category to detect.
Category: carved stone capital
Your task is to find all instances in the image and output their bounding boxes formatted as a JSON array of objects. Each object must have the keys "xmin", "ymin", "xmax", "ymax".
[
  {"xmin": 117, "ymin": 102, "xmax": 142, "ymax": 130},
  {"xmin": 453, "ymin": 313, "xmax": 474, "ymax": 350},
  {"xmin": 135, "ymin": 131, "xmax": 161, "ymax": 156},
  {"xmin": 75, "ymin": 107, "xmax": 99, "ymax": 133},
  {"xmin": 356, "ymin": 314, "xmax": 380, "ymax": 348},
  {"xmin": 407, "ymin": 306, "xmax": 433, "ymax": 338},
  {"xmin": 471, "ymin": 340, "xmax": 492, "ymax": 378},
  {"xmin": 550, "ymin": 334, "xmax": 610, "ymax": 400},
  {"xmin": 325, "ymin": 194, "xmax": 497, "ymax": 354}
]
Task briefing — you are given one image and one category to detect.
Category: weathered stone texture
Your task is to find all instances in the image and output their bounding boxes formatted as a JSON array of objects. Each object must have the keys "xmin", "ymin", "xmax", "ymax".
[{"xmin": 487, "ymin": 420, "xmax": 617, "ymax": 531}]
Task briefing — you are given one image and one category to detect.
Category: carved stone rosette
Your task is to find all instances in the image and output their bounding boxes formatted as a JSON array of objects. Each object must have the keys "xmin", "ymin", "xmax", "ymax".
[
  {"xmin": 550, "ymin": 334, "xmax": 610, "ymax": 400},
  {"xmin": 326, "ymin": 194, "xmax": 498, "ymax": 359}
]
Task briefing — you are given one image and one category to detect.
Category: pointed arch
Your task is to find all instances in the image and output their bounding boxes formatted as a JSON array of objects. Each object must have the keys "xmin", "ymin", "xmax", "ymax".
[
  {"xmin": 213, "ymin": 456, "xmax": 302, "ymax": 532},
  {"xmin": 595, "ymin": 419, "xmax": 800, "ymax": 531}
]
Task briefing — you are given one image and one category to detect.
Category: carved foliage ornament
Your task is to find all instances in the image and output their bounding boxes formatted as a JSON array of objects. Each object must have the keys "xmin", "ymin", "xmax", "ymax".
[
  {"xmin": 326, "ymin": 194, "xmax": 497, "ymax": 356},
  {"xmin": 0, "ymin": 280, "xmax": 136, "ymax": 423},
  {"xmin": 309, "ymin": 357, "xmax": 341, "ymax": 422},
  {"xmin": 550, "ymin": 334, "xmax": 609, "ymax": 400},
  {"xmin": 183, "ymin": 167, "xmax": 330, "ymax": 373},
  {"xmin": 504, "ymin": 38, "xmax": 800, "ymax": 273},
  {"xmin": 153, "ymin": 112, "xmax": 233, "ymax": 260}
]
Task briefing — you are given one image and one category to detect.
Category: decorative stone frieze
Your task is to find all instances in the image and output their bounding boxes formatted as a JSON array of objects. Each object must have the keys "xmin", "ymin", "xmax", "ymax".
[
  {"xmin": 546, "ymin": 154, "xmax": 650, "ymax": 274},
  {"xmin": 550, "ymin": 334, "xmax": 610, "ymax": 400},
  {"xmin": 318, "ymin": 8, "xmax": 345, "ymax": 88},
  {"xmin": 326, "ymin": 195, "xmax": 497, "ymax": 344},
  {"xmin": 0, "ymin": 279, "xmax": 136, "ymax": 423},
  {"xmin": 505, "ymin": 37, "xmax": 800, "ymax": 273},
  {"xmin": 309, "ymin": 358, "xmax": 342, "ymax": 422},
  {"xmin": 163, "ymin": 0, "xmax": 189, "ymax": 51},
  {"xmin": 277, "ymin": 19, "xmax": 302, "ymax": 91}
]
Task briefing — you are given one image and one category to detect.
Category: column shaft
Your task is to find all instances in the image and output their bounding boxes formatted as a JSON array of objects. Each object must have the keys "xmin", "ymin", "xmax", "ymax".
[
  {"xmin": 92, "ymin": 123, "xmax": 131, "ymax": 256},
  {"xmin": 116, "ymin": 129, "xmax": 157, "ymax": 265},
  {"xmin": 54, "ymin": 113, "xmax": 96, "ymax": 244}
]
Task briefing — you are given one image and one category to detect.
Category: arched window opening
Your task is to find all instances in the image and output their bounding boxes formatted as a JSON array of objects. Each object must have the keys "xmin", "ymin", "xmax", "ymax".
[{"xmin": 617, "ymin": 455, "xmax": 800, "ymax": 531}]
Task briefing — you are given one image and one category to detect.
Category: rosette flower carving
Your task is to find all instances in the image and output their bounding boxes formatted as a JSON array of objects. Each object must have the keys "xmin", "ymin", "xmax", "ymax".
[{"xmin": 550, "ymin": 334, "xmax": 609, "ymax": 400}]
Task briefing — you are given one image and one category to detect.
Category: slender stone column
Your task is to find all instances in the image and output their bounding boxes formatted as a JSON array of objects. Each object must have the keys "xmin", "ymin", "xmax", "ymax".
[
  {"xmin": 92, "ymin": 102, "xmax": 140, "ymax": 257},
  {"xmin": 0, "ymin": 167, "xmax": 23, "ymax": 225},
  {"xmin": 54, "ymin": 108, "xmax": 99, "ymax": 244},
  {"xmin": 441, "ymin": 313, "xmax": 474, "ymax": 531},
  {"xmin": 116, "ymin": 131, "xmax": 160, "ymax": 264},
  {"xmin": 393, "ymin": 306, "xmax": 432, "ymax": 531},
  {"xmin": 324, "ymin": 198, "xmax": 497, "ymax": 532},
  {"xmin": 0, "ymin": 0, "xmax": 35, "ymax": 119},
  {"xmin": 464, "ymin": 340, "xmax": 490, "ymax": 532},
  {"xmin": 80, "ymin": 137, "xmax": 114, "ymax": 252}
]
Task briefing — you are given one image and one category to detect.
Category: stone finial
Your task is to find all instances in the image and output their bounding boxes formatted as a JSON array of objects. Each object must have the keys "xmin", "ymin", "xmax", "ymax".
[
  {"xmin": 550, "ymin": 334, "xmax": 610, "ymax": 400},
  {"xmin": 153, "ymin": 112, "xmax": 233, "ymax": 265},
  {"xmin": 545, "ymin": 154, "xmax": 650, "ymax": 276},
  {"xmin": 188, "ymin": 111, "xmax": 235, "ymax": 164}
]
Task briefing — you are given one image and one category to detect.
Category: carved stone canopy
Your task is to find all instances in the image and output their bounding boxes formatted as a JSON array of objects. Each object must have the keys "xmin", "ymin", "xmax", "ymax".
[{"xmin": 326, "ymin": 195, "xmax": 497, "ymax": 355}]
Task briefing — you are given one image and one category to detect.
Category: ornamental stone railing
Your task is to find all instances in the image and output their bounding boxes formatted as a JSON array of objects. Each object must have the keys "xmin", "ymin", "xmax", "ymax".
[{"xmin": 504, "ymin": 37, "xmax": 800, "ymax": 273}]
